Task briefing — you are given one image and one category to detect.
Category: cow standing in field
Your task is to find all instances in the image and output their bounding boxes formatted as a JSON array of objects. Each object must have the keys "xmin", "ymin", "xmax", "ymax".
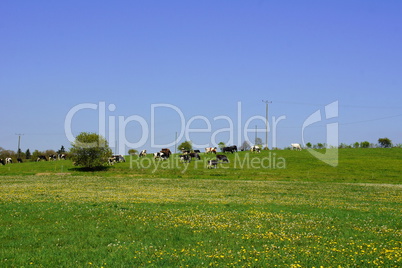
[
  {"xmin": 37, "ymin": 155, "xmax": 47, "ymax": 161},
  {"xmin": 58, "ymin": 154, "xmax": 66, "ymax": 160},
  {"xmin": 205, "ymin": 147, "xmax": 217, "ymax": 154},
  {"xmin": 0, "ymin": 159, "xmax": 5, "ymax": 165},
  {"xmin": 154, "ymin": 152, "xmax": 168, "ymax": 160},
  {"xmin": 139, "ymin": 150, "xmax": 147, "ymax": 157},
  {"xmin": 161, "ymin": 148, "xmax": 172, "ymax": 158},
  {"xmin": 17, "ymin": 158, "xmax": 23, "ymax": 163},
  {"xmin": 291, "ymin": 143, "xmax": 302, "ymax": 151},
  {"xmin": 48, "ymin": 154, "xmax": 57, "ymax": 161},
  {"xmin": 251, "ymin": 145, "xmax": 261, "ymax": 153},
  {"xmin": 189, "ymin": 152, "xmax": 201, "ymax": 160},
  {"xmin": 223, "ymin": 145, "xmax": 237, "ymax": 153},
  {"xmin": 216, "ymin": 155, "xmax": 229, "ymax": 163},
  {"xmin": 5, "ymin": 158, "xmax": 12, "ymax": 164},
  {"xmin": 180, "ymin": 154, "xmax": 191, "ymax": 163},
  {"xmin": 207, "ymin": 159, "xmax": 218, "ymax": 169}
]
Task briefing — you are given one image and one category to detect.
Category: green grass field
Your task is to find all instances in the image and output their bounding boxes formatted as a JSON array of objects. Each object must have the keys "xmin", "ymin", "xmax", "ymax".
[{"xmin": 0, "ymin": 148, "xmax": 401, "ymax": 267}]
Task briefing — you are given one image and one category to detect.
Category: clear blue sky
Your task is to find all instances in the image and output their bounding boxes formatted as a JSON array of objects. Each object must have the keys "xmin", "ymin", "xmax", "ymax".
[{"xmin": 1, "ymin": 0, "xmax": 401, "ymax": 153}]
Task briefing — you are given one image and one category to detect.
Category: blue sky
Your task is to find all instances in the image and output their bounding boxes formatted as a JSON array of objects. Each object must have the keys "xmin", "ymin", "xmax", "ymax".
[{"xmin": 1, "ymin": 0, "xmax": 401, "ymax": 153}]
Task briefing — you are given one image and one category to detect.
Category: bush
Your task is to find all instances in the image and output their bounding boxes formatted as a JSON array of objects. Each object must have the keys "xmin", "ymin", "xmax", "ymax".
[{"xmin": 69, "ymin": 132, "xmax": 112, "ymax": 168}]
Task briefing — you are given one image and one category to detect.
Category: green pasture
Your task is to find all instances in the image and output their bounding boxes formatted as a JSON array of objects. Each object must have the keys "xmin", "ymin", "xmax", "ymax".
[
  {"xmin": 1, "ymin": 148, "xmax": 401, "ymax": 184},
  {"xmin": 0, "ymin": 148, "xmax": 401, "ymax": 267}
]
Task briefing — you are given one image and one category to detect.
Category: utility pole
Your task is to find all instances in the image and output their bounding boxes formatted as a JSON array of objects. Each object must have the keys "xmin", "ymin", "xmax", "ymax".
[
  {"xmin": 175, "ymin": 132, "xmax": 178, "ymax": 154},
  {"xmin": 262, "ymin": 100, "xmax": 272, "ymax": 150},
  {"xmin": 15, "ymin": 133, "xmax": 24, "ymax": 158},
  {"xmin": 255, "ymin": 125, "xmax": 257, "ymax": 145}
]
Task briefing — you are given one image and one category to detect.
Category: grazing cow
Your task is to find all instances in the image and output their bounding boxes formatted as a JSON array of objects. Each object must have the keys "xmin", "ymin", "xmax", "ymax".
[
  {"xmin": 36, "ymin": 155, "xmax": 47, "ymax": 161},
  {"xmin": 291, "ymin": 143, "xmax": 302, "ymax": 151},
  {"xmin": 223, "ymin": 145, "xmax": 237, "ymax": 153},
  {"xmin": 216, "ymin": 154, "xmax": 229, "ymax": 163},
  {"xmin": 58, "ymin": 154, "xmax": 66, "ymax": 160},
  {"xmin": 154, "ymin": 152, "xmax": 168, "ymax": 160},
  {"xmin": 139, "ymin": 150, "xmax": 147, "ymax": 157},
  {"xmin": 251, "ymin": 145, "xmax": 261, "ymax": 153},
  {"xmin": 0, "ymin": 159, "xmax": 5, "ymax": 165},
  {"xmin": 161, "ymin": 148, "xmax": 172, "ymax": 158},
  {"xmin": 193, "ymin": 149, "xmax": 201, "ymax": 153},
  {"xmin": 111, "ymin": 155, "xmax": 126, "ymax": 163},
  {"xmin": 189, "ymin": 152, "xmax": 201, "ymax": 160},
  {"xmin": 108, "ymin": 157, "xmax": 116, "ymax": 165},
  {"xmin": 180, "ymin": 154, "xmax": 191, "ymax": 163},
  {"xmin": 205, "ymin": 147, "xmax": 217, "ymax": 154},
  {"xmin": 17, "ymin": 158, "xmax": 23, "ymax": 163},
  {"xmin": 48, "ymin": 154, "xmax": 57, "ymax": 161},
  {"xmin": 207, "ymin": 159, "xmax": 218, "ymax": 169},
  {"xmin": 5, "ymin": 158, "xmax": 13, "ymax": 164}
]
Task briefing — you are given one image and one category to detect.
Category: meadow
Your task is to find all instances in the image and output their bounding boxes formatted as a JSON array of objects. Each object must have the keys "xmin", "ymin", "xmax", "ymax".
[{"xmin": 0, "ymin": 148, "xmax": 401, "ymax": 267}]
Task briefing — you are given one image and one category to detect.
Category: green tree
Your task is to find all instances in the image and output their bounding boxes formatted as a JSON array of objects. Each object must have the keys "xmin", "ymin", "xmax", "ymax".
[
  {"xmin": 353, "ymin": 142, "xmax": 360, "ymax": 148},
  {"xmin": 70, "ymin": 132, "xmax": 112, "ymax": 168},
  {"xmin": 25, "ymin": 149, "xmax": 31, "ymax": 159},
  {"xmin": 57, "ymin": 145, "xmax": 66, "ymax": 154},
  {"xmin": 306, "ymin": 142, "xmax": 312, "ymax": 148},
  {"xmin": 218, "ymin": 142, "xmax": 226, "ymax": 152},
  {"xmin": 128, "ymin": 149, "xmax": 138, "ymax": 155},
  {"xmin": 378, "ymin": 137, "xmax": 392, "ymax": 148},
  {"xmin": 360, "ymin": 141, "xmax": 370, "ymax": 148},
  {"xmin": 178, "ymin": 141, "xmax": 192, "ymax": 152}
]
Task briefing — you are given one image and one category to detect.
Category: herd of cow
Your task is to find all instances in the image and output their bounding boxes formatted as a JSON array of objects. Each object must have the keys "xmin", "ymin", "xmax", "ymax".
[
  {"xmin": 136, "ymin": 144, "xmax": 270, "ymax": 169},
  {"xmin": 1, "ymin": 143, "xmax": 303, "ymax": 168}
]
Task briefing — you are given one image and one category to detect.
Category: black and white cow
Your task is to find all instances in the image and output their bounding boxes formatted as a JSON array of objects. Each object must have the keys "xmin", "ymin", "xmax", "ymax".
[
  {"xmin": 251, "ymin": 145, "xmax": 261, "ymax": 153},
  {"xmin": 5, "ymin": 158, "xmax": 13, "ymax": 164},
  {"xmin": 216, "ymin": 154, "xmax": 229, "ymax": 163},
  {"xmin": 180, "ymin": 154, "xmax": 191, "ymax": 163},
  {"xmin": 189, "ymin": 152, "xmax": 201, "ymax": 160},
  {"xmin": 36, "ymin": 155, "xmax": 47, "ymax": 161},
  {"xmin": 154, "ymin": 152, "xmax": 168, "ymax": 160},
  {"xmin": 17, "ymin": 158, "xmax": 23, "ymax": 163},
  {"xmin": 112, "ymin": 155, "xmax": 126, "ymax": 163},
  {"xmin": 207, "ymin": 159, "xmax": 219, "ymax": 169},
  {"xmin": 139, "ymin": 150, "xmax": 147, "ymax": 157},
  {"xmin": 0, "ymin": 159, "xmax": 5, "ymax": 165},
  {"xmin": 58, "ymin": 154, "xmax": 66, "ymax": 160},
  {"xmin": 193, "ymin": 150, "xmax": 201, "ymax": 153},
  {"xmin": 223, "ymin": 145, "xmax": 237, "ymax": 153},
  {"xmin": 48, "ymin": 154, "xmax": 57, "ymax": 161}
]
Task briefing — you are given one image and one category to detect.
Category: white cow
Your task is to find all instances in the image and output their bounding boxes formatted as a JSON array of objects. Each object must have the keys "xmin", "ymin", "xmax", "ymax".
[
  {"xmin": 291, "ymin": 143, "xmax": 302, "ymax": 151},
  {"xmin": 5, "ymin": 157, "xmax": 12, "ymax": 164}
]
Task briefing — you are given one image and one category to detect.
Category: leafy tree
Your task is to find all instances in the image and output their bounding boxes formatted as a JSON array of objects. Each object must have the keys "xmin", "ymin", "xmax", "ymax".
[
  {"xmin": 306, "ymin": 142, "xmax": 312, "ymax": 149},
  {"xmin": 57, "ymin": 145, "xmax": 66, "ymax": 154},
  {"xmin": 239, "ymin": 141, "xmax": 251, "ymax": 151},
  {"xmin": 25, "ymin": 149, "xmax": 31, "ymax": 159},
  {"xmin": 353, "ymin": 142, "xmax": 360, "ymax": 148},
  {"xmin": 70, "ymin": 132, "xmax": 112, "ymax": 168},
  {"xmin": 360, "ymin": 141, "xmax": 370, "ymax": 148},
  {"xmin": 178, "ymin": 141, "xmax": 192, "ymax": 152},
  {"xmin": 128, "ymin": 149, "xmax": 138, "ymax": 155},
  {"xmin": 378, "ymin": 137, "xmax": 392, "ymax": 148},
  {"xmin": 317, "ymin": 143, "xmax": 324, "ymax": 149},
  {"xmin": 32, "ymin": 150, "xmax": 42, "ymax": 161},
  {"xmin": 254, "ymin": 137, "xmax": 263, "ymax": 147},
  {"xmin": 218, "ymin": 142, "xmax": 226, "ymax": 152}
]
